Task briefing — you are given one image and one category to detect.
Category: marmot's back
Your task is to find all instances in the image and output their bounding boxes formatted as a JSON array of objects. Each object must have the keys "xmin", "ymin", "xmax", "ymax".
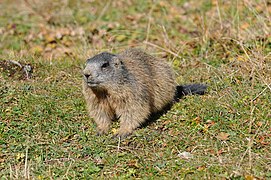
[{"xmin": 118, "ymin": 49, "xmax": 176, "ymax": 111}]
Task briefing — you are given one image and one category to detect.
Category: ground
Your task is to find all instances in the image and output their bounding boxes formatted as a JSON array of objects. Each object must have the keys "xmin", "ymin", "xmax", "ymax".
[{"xmin": 0, "ymin": 0, "xmax": 270, "ymax": 179}]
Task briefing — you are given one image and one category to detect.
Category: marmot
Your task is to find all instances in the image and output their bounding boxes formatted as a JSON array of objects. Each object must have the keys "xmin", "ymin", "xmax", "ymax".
[{"xmin": 82, "ymin": 48, "xmax": 206, "ymax": 138}]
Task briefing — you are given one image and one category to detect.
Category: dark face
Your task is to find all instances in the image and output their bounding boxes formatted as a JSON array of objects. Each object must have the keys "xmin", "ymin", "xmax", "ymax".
[{"xmin": 83, "ymin": 52, "xmax": 122, "ymax": 89}]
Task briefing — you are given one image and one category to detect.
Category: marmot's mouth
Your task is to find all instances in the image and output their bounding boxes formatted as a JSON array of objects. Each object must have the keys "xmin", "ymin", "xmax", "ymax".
[{"xmin": 87, "ymin": 81, "xmax": 101, "ymax": 87}]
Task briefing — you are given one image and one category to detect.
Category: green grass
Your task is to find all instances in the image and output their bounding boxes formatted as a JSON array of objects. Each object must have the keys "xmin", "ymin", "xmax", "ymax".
[{"xmin": 0, "ymin": 0, "xmax": 270, "ymax": 179}]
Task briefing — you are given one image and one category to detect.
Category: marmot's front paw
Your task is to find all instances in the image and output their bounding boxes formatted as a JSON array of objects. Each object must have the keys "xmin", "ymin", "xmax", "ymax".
[
  {"xmin": 114, "ymin": 128, "xmax": 133, "ymax": 139},
  {"xmin": 96, "ymin": 125, "xmax": 110, "ymax": 136},
  {"xmin": 96, "ymin": 131, "xmax": 106, "ymax": 136}
]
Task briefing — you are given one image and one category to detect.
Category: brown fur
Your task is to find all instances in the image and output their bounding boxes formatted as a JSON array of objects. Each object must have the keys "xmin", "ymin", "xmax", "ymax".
[{"xmin": 82, "ymin": 48, "xmax": 176, "ymax": 138}]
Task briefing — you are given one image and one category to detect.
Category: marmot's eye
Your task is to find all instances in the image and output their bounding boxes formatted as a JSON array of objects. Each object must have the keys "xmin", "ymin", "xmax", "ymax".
[{"xmin": 101, "ymin": 62, "xmax": 109, "ymax": 69}]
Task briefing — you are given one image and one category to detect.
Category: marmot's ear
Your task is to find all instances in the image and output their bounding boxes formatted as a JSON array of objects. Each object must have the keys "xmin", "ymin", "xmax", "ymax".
[{"xmin": 112, "ymin": 57, "xmax": 123, "ymax": 68}]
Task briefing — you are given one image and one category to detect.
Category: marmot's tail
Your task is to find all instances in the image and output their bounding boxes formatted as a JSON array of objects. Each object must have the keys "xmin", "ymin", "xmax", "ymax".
[{"xmin": 174, "ymin": 84, "xmax": 207, "ymax": 101}]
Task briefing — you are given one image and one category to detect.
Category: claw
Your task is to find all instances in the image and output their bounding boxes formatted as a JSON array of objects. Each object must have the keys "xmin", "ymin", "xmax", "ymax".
[
  {"xmin": 96, "ymin": 131, "xmax": 104, "ymax": 136},
  {"xmin": 96, "ymin": 127, "xmax": 109, "ymax": 136},
  {"xmin": 114, "ymin": 129, "xmax": 132, "ymax": 139},
  {"xmin": 96, "ymin": 128, "xmax": 109, "ymax": 136}
]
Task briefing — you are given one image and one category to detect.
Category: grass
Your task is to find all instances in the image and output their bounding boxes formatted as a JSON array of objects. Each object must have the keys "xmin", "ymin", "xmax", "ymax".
[{"xmin": 0, "ymin": 0, "xmax": 270, "ymax": 179}]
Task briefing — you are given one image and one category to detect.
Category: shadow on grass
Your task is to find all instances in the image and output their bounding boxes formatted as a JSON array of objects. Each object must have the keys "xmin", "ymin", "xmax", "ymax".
[{"xmin": 141, "ymin": 84, "xmax": 208, "ymax": 128}]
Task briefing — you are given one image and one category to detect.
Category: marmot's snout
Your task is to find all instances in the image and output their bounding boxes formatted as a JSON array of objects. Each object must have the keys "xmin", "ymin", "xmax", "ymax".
[{"xmin": 83, "ymin": 69, "xmax": 101, "ymax": 87}]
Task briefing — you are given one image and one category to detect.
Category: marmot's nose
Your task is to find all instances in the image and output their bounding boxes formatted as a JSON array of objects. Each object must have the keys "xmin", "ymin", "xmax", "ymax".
[{"xmin": 84, "ymin": 74, "xmax": 91, "ymax": 79}]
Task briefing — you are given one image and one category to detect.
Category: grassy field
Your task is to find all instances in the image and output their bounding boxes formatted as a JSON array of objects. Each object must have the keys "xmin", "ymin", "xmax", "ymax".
[{"xmin": 0, "ymin": 0, "xmax": 270, "ymax": 179}]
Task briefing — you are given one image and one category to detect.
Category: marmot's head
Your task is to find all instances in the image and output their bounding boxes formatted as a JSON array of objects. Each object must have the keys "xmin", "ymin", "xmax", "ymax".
[{"xmin": 83, "ymin": 52, "xmax": 125, "ymax": 89}]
